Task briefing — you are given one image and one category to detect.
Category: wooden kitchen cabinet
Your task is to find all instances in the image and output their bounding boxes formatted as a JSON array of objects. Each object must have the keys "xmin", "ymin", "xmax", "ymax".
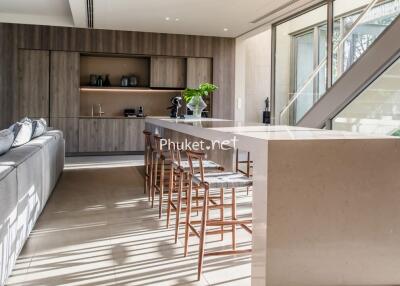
[
  {"xmin": 78, "ymin": 118, "xmax": 145, "ymax": 152},
  {"xmin": 187, "ymin": 57, "xmax": 213, "ymax": 116},
  {"xmin": 50, "ymin": 51, "xmax": 80, "ymax": 117},
  {"xmin": 18, "ymin": 49, "xmax": 50, "ymax": 119},
  {"xmin": 186, "ymin": 58, "xmax": 212, "ymax": 88},
  {"xmin": 150, "ymin": 57, "xmax": 186, "ymax": 88},
  {"xmin": 50, "ymin": 117, "xmax": 79, "ymax": 153}
]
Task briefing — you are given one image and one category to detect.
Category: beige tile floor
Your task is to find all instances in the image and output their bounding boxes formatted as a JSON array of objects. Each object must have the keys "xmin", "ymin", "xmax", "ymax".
[{"xmin": 6, "ymin": 156, "xmax": 252, "ymax": 286}]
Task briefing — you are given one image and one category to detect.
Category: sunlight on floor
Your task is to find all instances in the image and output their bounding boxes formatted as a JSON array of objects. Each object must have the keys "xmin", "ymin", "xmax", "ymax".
[
  {"xmin": 6, "ymin": 157, "xmax": 252, "ymax": 286},
  {"xmin": 64, "ymin": 155, "xmax": 144, "ymax": 170}
]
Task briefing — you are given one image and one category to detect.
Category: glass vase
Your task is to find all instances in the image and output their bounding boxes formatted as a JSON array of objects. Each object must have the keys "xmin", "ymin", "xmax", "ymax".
[{"xmin": 187, "ymin": 96, "xmax": 207, "ymax": 118}]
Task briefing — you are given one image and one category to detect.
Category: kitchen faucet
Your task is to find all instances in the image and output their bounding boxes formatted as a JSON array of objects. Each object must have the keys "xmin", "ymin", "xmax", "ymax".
[{"xmin": 98, "ymin": 104, "xmax": 105, "ymax": 117}]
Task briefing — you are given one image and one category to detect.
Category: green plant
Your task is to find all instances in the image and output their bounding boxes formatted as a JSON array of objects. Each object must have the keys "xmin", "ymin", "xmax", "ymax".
[
  {"xmin": 392, "ymin": 129, "xmax": 400, "ymax": 137},
  {"xmin": 182, "ymin": 83, "xmax": 217, "ymax": 103}
]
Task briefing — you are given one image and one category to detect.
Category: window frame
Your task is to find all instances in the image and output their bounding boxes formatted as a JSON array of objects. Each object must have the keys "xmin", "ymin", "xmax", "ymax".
[{"xmin": 271, "ymin": 0, "xmax": 395, "ymax": 126}]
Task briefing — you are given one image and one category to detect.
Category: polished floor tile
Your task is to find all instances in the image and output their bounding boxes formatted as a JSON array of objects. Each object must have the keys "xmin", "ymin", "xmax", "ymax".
[{"xmin": 6, "ymin": 157, "xmax": 251, "ymax": 286}]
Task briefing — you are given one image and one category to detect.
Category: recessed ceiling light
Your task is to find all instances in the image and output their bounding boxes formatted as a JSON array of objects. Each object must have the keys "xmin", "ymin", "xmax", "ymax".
[
  {"xmin": 223, "ymin": 28, "xmax": 229, "ymax": 32},
  {"xmin": 175, "ymin": 18, "xmax": 180, "ymax": 21},
  {"xmin": 165, "ymin": 17, "xmax": 170, "ymax": 21}
]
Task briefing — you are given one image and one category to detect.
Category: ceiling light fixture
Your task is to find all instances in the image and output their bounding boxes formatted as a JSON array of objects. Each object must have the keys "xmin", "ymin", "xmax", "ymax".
[
  {"xmin": 175, "ymin": 18, "xmax": 180, "ymax": 21},
  {"xmin": 223, "ymin": 28, "xmax": 229, "ymax": 32},
  {"xmin": 165, "ymin": 17, "xmax": 170, "ymax": 21}
]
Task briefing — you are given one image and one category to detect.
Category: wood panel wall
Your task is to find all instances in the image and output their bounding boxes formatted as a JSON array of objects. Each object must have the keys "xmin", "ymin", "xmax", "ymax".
[
  {"xmin": 150, "ymin": 57, "xmax": 187, "ymax": 88},
  {"xmin": 187, "ymin": 58, "xmax": 213, "ymax": 88},
  {"xmin": 0, "ymin": 23, "xmax": 235, "ymax": 129},
  {"xmin": 50, "ymin": 51, "xmax": 80, "ymax": 117},
  {"xmin": 0, "ymin": 24, "xmax": 18, "ymax": 128},
  {"xmin": 18, "ymin": 49, "xmax": 50, "ymax": 118}
]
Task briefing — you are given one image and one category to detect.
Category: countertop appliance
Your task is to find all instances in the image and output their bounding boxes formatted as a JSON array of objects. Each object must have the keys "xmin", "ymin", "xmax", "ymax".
[
  {"xmin": 137, "ymin": 106, "xmax": 144, "ymax": 117},
  {"xmin": 124, "ymin": 109, "xmax": 136, "ymax": 117}
]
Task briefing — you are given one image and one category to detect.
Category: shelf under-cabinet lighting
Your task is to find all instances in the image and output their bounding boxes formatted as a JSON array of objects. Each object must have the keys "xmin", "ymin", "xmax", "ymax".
[{"xmin": 79, "ymin": 86, "xmax": 183, "ymax": 93}]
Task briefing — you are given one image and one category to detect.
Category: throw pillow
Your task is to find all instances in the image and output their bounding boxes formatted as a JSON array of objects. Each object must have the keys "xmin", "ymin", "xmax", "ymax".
[
  {"xmin": 32, "ymin": 118, "xmax": 47, "ymax": 138},
  {"xmin": 0, "ymin": 129, "xmax": 14, "ymax": 155},
  {"xmin": 10, "ymin": 118, "xmax": 33, "ymax": 147}
]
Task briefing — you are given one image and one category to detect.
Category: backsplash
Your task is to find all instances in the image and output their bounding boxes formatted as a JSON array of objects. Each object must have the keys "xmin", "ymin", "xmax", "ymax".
[{"xmin": 80, "ymin": 91, "xmax": 179, "ymax": 117}]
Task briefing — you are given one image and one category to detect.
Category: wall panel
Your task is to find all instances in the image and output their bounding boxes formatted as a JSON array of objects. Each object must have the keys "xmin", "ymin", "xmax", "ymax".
[
  {"xmin": 18, "ymin": 49, "xmax": 50, "ymax": 118},
  {"xmin": 0, "ymin": 22, "xmax": 235, "ymax": 129},
  {"xmin": 0, "ymin": 23, "xmax": 18, "ymax": 128}
]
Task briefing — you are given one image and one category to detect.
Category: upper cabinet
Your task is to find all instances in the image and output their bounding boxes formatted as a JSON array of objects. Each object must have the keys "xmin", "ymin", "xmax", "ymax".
[
  {"xmin": 18, "ymin": 49, "xmax": 50, "ymax": 119},
  {"xmin": 187, "ymin": 57, "xmax": 213, "ymax": 115},
  {"xmin": 50, "ymin": 51, "xmax": 80, "ymax": 117},
  {"xmin": 186, "ymin": 58, "xmax": 212, "ymax": 88},
  {"xmin": 150, "ymin": 57, "xmax": 186, "ymax": 88}
]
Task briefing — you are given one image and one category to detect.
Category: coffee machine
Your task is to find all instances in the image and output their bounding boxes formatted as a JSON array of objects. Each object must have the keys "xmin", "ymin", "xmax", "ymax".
[{"xmin": 167, "ymin": 97, "xmax": 183, "ymax": 118}]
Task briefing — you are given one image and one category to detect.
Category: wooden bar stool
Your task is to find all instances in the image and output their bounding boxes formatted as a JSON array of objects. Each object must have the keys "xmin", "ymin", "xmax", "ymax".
[
  {"xmin": 235, "ymin": 149, "xmax": 253, "ymax": 195},
  {"xmin": 185, "ymin": 150, "xmax": 253, "ymax": 280},
  {"xmin": 152, "ymin": 134, "xmax": 173, "ymax": 218},
  {"xmin": 143, "ymin": 130, "xmax": 155, "ymax": 198},
  {"xmin": 165, "ymin": 144, "xmax": 223, "ymax": 243}
]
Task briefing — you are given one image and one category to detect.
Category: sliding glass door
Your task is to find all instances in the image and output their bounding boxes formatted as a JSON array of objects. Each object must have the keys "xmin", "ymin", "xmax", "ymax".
[
  {"xmin": 293, "ymin": 31, "xmax": 314, "ymax": 121},
  {"xmin": 274, "ymin": 4, "xmax": 328, "ymax": 124}
]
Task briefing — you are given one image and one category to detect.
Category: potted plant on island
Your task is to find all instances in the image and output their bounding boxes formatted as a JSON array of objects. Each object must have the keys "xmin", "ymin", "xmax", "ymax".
[{"xmin": 182, "ymin": 83, "xmax": 218, "ymax": 118}]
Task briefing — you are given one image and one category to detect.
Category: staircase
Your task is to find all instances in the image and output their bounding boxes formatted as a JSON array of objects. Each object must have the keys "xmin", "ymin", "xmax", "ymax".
[{"xmin": 279, "ymin": 0, "xmax": 400, "ymax": 129}]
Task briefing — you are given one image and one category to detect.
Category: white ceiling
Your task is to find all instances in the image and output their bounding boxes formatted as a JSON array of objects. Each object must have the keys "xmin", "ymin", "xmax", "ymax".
[
  {"xmin": 0, "ymin": 0, "xmax": 316, "ymax": 37},
  {"xmin": 0, "ymin": 0, "xmax": 74, "ymax": 26}
]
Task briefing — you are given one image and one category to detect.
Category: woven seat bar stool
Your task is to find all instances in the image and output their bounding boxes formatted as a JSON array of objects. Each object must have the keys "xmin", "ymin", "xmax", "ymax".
[
  {"xmin": 185, "ymin": 150, "xmax": 253, "ymax": 281},
  {"xmin": 152, "ymin": 134, "xmax": 173, "ymax": 218},
  {"xmin": 143, "ymin": 130, "xmax": 156, "ymax": 199},
  {"xmin": 165, "ymin": 144, "xmax": 223, "ymax": 243},
  {"xmin": 235, "ymin": 149, "xmax": 253, "ymax": 195}
]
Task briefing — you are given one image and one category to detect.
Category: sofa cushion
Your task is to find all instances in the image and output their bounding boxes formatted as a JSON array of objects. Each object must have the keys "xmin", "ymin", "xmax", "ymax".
[
  {"xmin": 0, "ymin": 166, "xmax": 14, "ymax": 182},
  {"xmin": 45, "ymin": 130, "xmax": 63, "ymax": 140},
  {"xmin": 9, "ymin": 118, "xmax": 33, "ymax": 148},
  {"xmin": 32, "ymin": 118, "xmax": 47, "ymax": 139},
  {"xmin": 0, "ymin": 129, "xmax": 14, "ymax": 156},
  {"xmin": 0, "ymin": 166, "xmax": 17, "ymax": 222},
  {"xmin": 25, "ymin": 134, "xmax": 54, "ymax": 149},
  {"xmin": 25, "ymin": 135, "xmax": 57, "ymax": 209},
  {"xmin": 14, "ymin": 149, "xmax": 43, "ymax": 256},
  {"xmin": 0, "ymin": 145, "xmax": 40, "ymax": 167}
]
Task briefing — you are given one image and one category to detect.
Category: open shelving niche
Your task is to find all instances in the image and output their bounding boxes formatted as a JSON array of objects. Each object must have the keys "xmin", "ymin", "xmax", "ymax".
[{"xmin": 79, "ymin": 54, "xmax": 183, "ymax": 117}]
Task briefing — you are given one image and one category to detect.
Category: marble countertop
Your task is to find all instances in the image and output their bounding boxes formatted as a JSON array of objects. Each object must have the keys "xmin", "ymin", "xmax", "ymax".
[
  {"xmin": 79, "ymin": 116, "xmax": 146, "ymax": 119},
  {"xmin": 146, "ymin": 116, "xmax": 395, "ymax": 141}
]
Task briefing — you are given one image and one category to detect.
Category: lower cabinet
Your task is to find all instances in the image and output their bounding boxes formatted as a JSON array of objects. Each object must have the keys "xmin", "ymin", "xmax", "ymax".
[
  {"xmin": 78, "ymin": 118, "xmax": 145, "ymax": 152},
  {"xmin": 50, "ymin": 117, "xmax": 79, "ymax": 153}
]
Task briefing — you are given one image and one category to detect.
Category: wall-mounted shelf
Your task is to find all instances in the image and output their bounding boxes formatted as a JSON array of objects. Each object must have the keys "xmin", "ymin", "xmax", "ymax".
[{"xmin": 80, "ymin": 86, "xmax": 184, "ymax": 93}]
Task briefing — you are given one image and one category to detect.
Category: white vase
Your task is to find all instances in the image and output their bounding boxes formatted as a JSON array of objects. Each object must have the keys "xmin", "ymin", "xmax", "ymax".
[{"xmin": 187, "ymin": 96, "xmax": 207, "ymax": 118}]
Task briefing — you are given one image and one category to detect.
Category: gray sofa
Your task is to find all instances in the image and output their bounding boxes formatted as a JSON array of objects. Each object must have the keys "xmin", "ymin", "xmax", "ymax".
[{"xmin": 0, "ymin": 130, "xmax": 64, "ymax": 286}]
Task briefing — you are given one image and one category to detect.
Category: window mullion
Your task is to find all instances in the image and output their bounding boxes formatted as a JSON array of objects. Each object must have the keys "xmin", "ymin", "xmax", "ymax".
[{"xmin": 327, "ymin": 0, "xmax": 334, "ymax": 89}]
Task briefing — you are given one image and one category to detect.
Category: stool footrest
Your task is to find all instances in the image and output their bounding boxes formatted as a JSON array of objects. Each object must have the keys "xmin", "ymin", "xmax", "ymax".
[
  {"xmin": 207, "ymin": 219, "xmax": 252, "ymax": 226},
  {"xmin": 204, "ymin": 249, "xmax": 252, "ymax": 256},
  {"xmin": 188, "ymin": 224, "xmax": 200, "ymax": 238},
  {"xmin": 190, "ymin": 228, "xmax": 232, "ymax": 237}
]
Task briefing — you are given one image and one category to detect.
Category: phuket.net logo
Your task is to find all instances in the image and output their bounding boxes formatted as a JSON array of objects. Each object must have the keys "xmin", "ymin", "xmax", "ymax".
[{"xmin": 160, "ymin": 136, "xmax": 238, "ymax": 151}]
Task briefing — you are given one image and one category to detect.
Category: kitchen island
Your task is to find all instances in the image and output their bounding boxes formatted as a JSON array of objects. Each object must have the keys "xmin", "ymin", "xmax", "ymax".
[{"xmin": 146, "ymin": 116, "xmax": 400, "ymax": 286}]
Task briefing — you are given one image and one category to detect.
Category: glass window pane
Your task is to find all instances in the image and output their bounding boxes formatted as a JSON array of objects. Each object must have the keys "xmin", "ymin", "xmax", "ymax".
[
  {"xmin": 274, "ymin": 4, "xmax": 328, "ymax": 124},
  {"xmin": 333, "ymin": 0, "xmax": 400, "ymax": 83},
  {"xmin": 318, "ymin": 25, "xmax": 327, "ymax": 97},
  {"xmin": 332, "ymin": 56, "xmax": 400, "ymax": 136},
  {"xmin": 295, "ymin": 32, "xmax": 314, "ymax": 90}
]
